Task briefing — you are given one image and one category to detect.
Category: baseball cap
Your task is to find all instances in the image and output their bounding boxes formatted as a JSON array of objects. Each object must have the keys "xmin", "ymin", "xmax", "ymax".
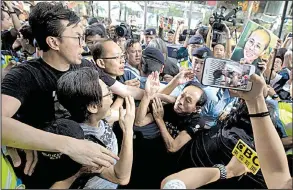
[
  {"xmin": 188, "ymin": 34, "xmax": 204, "ymax": 45},
  {"xmin": 143, "ymin": 46, "xmax": 165, "ymax": 65},
  {"xmin": 192, "ymin": 46, "xmax": 213, "ymax": 59},
  {"xmin": 144, "ymin": 28, "xmax": 156, "ymax": 35}
]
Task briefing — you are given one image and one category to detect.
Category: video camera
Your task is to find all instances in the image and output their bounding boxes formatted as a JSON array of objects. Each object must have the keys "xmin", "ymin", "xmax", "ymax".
[
  {"xmin": 210, "ymin": 6, "xmax": 241, "ymax": 44},
  {"xmin": 115, "ymin": 23, "xmax": 131, "ymax": 38},
  {"xmin": 113, "ymin": 22, "xmax": 140, "ymax": 41}
]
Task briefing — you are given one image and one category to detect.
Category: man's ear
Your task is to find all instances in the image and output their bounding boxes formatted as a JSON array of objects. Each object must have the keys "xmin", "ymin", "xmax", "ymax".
[
  {"xmin": 193, "ymin": 106, "xmax": 202, "ymax": 113},
  {"xmin": 96, "ymin": 59, "xmax": 106, "ymax": 69},
  {"xmin": 46, "ymin": 36, "xmax": 60, "ymax": 51},
  {"xmin": 87, "ymin": 104, "xmax": 99, "ymax": 114},
  {"xmin": 160, "ymin": 65, "xmax": 165, "ymax": 74}
]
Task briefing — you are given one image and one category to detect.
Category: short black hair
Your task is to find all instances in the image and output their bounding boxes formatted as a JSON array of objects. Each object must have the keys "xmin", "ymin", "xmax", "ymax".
[
  {"xmin": 141, "ymin": 57, "xmax": 163, "ymax": 76},
  {"xmin": 88, "ymin": 17, "xmax": 99, "ymax": 25},
  {"xmin": 91, "ymin": 38, "xmax": 113, "ymax": 61},
  {"xmin": 57, "ymin": 67, "xmax": 103, "ymax": 123},
  {"xmin": 19, "ymin": 24, "xmax": 34, "ymax": 46},
  {"xmin": 125, "ymin": 38, "xmax": 140, "ymax": 51},
  {"xmin": 184, "ymin": 81, "xmax": 207, "ymax": 107},
  {"xmin": 212, "ymin": 43, "xmax": 226, "ymax": 49},
  {"xmin": 28, "ymin": 2, "xmax": 80, "ymax": 52},
  {"xmin": 85, "ymin": 24, "xmax": 106, "ymax": 39}
]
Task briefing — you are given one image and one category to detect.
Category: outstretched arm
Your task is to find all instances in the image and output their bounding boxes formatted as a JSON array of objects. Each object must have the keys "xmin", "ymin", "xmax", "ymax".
[{"xmin": 236, "ymin": 74, "xmax": 292, "ymax": 189}]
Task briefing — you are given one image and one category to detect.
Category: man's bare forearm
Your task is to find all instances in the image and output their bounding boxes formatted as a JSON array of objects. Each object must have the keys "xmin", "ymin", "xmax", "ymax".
[
  {"xmin": 159, "ymin": 78, "xmax": 179, "ymax": 95},
  {"xmin": 155, "ymin": 118, "xmax": 175, "ymax": 152},
  {"xmin": 2, "ymin": 116, "xmax": 70, "ymax": 153},
  {"xmin": 206, "ymin": 27, "xmax": 212, "ymax": 49},
  {"xmin": 126, "ymin": 85, "xmax": 144, "ymax": 100},
  {"xmin": 226, "ymin": 38, "xmax": 232, "ymax": 59},
  {"xmin": 134, "ymin": 93, "xmax": 151, "ymax": 126},
  {"xmin": 113, "ymin": 130, "xmax": 133, "ymax": 183}
]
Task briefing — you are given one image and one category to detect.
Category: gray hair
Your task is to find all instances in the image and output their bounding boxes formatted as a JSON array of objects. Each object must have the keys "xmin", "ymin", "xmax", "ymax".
[{"xmin": 148, "ymin": 38, "xmax": 168, "ymax": 61}]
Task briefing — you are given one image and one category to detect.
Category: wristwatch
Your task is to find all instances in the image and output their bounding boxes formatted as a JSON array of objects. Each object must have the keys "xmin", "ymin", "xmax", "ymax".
[
  {"xmin": 213, "ymin": 164, "xmax": 227, "ymax": 179},
  {"xmin": 272, "ymin": 94, "xmax": 279, "ymax": 99}
]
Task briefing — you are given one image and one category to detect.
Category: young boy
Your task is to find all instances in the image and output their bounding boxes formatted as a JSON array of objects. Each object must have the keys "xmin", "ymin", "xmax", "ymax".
[{"xmin": 56, "ymin": 67, "xmax": 135, "ymax": 189}]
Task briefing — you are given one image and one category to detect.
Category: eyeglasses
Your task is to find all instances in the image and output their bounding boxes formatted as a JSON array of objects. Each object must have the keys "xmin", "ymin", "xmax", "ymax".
[
  {"xmin": 101, "ymin": 54, "xmax": 126, "ymax": 60},
  {"xmin": 246, "ymin": 38, "xmax": 263, "ymax": 52},
  {"xmin": 60, "ymin": 36, "xmax": 85, "ymax": 46},
  {"xmin": 103, "ymin": 90, "xmax": 113, "ymax": 99}
]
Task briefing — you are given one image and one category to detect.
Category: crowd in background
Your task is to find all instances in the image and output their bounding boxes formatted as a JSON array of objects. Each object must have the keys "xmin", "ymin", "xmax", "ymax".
[{"xmin": 1, "ymin": 1, "xmax": 292, "ymax": 189}]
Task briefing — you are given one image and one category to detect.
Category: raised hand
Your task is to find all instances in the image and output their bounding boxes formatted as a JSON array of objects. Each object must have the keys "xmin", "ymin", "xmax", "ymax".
[
  {"xmin": 174, "ymin": 69, "xmax": 195, "ymax": 85},
  {"xmin": 119, "ymin": 96, "xmax": 136, "ymax": 133},
  {"xmin": 152, "ymin": 97, "xmax": 164, "ymax": 120},
  {"xmin": 145, "ymin": 71, "xmax": 160, "ymax": 98}
]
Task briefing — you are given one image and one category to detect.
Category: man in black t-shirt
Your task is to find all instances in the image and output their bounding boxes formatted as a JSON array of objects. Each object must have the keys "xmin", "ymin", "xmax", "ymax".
[
  {"xmin": 135, "ymin": 81, "xmax": 207, "ymax": 153},
  {"xmin": 2, "ymin": 2, "xmax": 133, "ymax": 177}
]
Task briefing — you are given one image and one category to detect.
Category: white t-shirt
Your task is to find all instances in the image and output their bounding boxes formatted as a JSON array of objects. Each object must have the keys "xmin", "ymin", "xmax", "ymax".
[{"xmin": 80, "ymin": 120, "xmax": 118, "ymax": 189}]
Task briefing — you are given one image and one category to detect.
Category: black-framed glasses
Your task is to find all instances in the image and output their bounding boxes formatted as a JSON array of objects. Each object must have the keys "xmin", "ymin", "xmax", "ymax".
[
  {"xmin": 101, "ymin": 54, "xmax": 125, "ymax": 60},
  {"xmin": 60, "ymin": 36, "xmax": 85, "ymax": 46},
  {"xmin": 103, "ymin": 89, "xmax": 113, "ymax": 99}
]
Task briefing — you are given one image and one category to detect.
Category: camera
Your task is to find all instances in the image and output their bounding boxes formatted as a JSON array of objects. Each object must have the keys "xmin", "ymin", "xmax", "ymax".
[
  {"xmin": 211, "ymin": 6, "xmax": 241, "ymax": 44},
  {"xmin": 115, "ymin": 23, "xmax": 131, "ymax": 38}
]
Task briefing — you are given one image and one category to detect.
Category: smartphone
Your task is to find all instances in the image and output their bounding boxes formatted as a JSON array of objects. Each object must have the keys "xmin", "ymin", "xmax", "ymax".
[
  {"xmin": 201, "ymin": 57, "xmax": 256, "ymax": 91},
  {"xmin": 288, "ymin": 32, "xmax": 293, "ymax": 38}
]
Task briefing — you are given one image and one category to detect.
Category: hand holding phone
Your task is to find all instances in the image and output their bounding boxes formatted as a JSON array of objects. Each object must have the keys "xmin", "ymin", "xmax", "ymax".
[{"xmin": 201, "ymin": 57, "xmax": 256, "ymax": 91}]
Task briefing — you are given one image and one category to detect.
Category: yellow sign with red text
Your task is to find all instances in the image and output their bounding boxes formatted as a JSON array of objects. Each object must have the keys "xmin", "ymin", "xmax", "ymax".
[{"xmin": 232, "ymin": 139, "xmax": 260, "ymax": 175}]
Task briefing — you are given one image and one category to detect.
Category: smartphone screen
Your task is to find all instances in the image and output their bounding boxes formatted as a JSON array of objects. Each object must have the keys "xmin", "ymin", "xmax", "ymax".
[
  {"xmin": 201, "ymin": 57, "xmax": 256, "ymax": 91},
  {"xmin": 289, "ymin": 33, "xmax": 293, "ymax": 38}
]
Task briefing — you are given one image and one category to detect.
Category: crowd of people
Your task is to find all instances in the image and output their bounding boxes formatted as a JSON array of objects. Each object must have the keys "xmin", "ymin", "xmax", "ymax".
[{"xmin": 1, "ymin": 1, "xmax": 292, "ymax": 189}]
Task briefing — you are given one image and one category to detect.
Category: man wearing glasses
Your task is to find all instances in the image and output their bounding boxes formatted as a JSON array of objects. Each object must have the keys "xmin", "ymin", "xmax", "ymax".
[
  {"xmin": 93, "ymin": 39, "xmax": 126, "ymax": 79},
  {"xmin": 2, "ymin": 2, "xmax": 144, "ymax": 181}
]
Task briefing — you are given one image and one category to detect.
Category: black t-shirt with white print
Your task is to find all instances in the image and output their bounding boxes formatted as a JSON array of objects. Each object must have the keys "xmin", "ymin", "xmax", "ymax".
[
  {"xmin": 1, "ymin": 58, "xmax": 116, "ymax": 129},
  {"xmin": 163, "ymin": 103, "xmax": 205, "ymax": 138}
]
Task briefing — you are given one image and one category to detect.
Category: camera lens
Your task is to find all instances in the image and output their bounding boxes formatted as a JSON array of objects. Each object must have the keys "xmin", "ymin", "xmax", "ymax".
[{"xmin": 115, "ymin": 25, "xmax": 127, "ymax": 37}]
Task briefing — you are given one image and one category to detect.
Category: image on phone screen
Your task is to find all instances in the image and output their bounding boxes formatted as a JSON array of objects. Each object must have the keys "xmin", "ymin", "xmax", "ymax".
[{"xmin": 201, "ymin": 57, "xmax": 256, "ymax": 91}]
